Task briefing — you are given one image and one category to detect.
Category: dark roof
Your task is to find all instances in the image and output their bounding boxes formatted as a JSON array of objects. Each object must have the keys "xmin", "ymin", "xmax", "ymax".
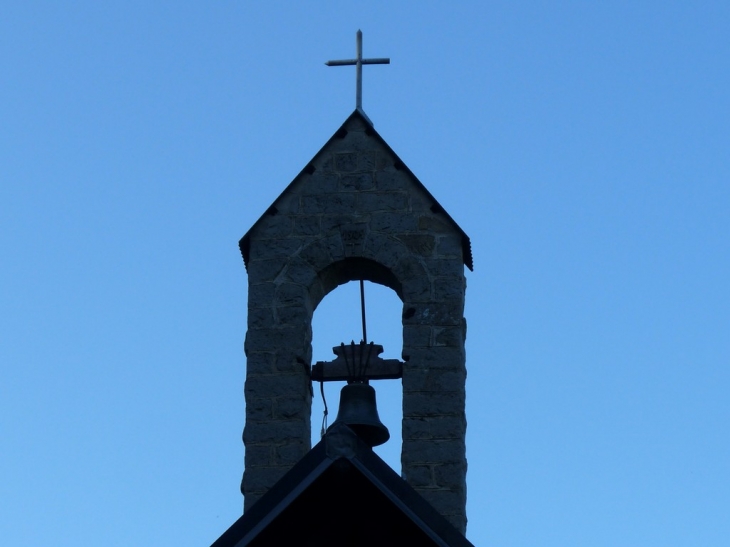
[
  {"xmin": 210, "ymin": 424, "xmax": 474, "ymax": 547},
  {"xmin": 239, "ymin": 109, "xmax": 473, "ymax": 271}
]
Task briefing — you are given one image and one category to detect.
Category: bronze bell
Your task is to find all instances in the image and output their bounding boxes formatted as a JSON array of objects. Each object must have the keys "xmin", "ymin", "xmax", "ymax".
[{"xmin": 328, "ymin": 382, "xmax": 390, "ymax": 447}]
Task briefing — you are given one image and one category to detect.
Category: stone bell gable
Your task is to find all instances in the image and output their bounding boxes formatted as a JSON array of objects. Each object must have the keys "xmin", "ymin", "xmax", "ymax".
[{"xmin": 240, "ymin": 109, "xmax": 472, "ymax": 533}]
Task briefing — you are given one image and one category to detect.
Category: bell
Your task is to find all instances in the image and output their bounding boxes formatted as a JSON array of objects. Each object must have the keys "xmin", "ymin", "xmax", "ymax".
[{"xmin": 328, "ymin": 382, "xmax": 390, "ymax": 447}]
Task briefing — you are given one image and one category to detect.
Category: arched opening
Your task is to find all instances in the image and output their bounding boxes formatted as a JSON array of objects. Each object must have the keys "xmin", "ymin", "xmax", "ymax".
[{"xmin": 311, "ymin": 280, "xmax": 403, "ymax": 472}]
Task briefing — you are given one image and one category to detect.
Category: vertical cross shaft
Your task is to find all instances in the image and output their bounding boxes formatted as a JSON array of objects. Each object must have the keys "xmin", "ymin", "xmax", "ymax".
[
  {"xmin": 355, "ymin": 30, "xmax": 363, "ymax": 110},
  {"xmin": 326, "ymin": 30, "xmax": 390, "ymax": 110}
]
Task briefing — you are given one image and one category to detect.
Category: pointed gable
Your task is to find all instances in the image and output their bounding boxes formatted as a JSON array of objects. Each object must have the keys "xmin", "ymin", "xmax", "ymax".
[{"xmin": 240, "ymin": 109, "xmax": 473, "ymax": 272}]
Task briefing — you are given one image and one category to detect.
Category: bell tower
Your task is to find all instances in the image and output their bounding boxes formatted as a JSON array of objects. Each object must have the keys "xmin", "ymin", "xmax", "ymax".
[{"xmin": 238, "ymin": 32, "xmax": 472, "ymax": 534}]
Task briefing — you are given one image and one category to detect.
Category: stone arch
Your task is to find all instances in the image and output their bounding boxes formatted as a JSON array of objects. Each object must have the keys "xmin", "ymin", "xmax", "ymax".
[
  {"xmin": 244, "ymin": 227, "xmax": 467, "ymax": 532},
  {"xmin": 312, "ymin": 257, "xmax": 402, "ymax": 306},
  {"xmin": 240, "ymin": 110, "xmax": 470, "ymax": 530}
]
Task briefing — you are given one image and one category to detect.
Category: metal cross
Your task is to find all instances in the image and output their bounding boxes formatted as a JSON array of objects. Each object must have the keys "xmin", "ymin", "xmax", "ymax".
[{"xmin": 325, "ymin": 30, "xmax": 390, "ymax": 110}]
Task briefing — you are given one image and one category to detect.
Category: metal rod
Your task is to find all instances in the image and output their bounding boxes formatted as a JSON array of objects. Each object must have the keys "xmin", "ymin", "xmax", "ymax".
[
  {"xmin": 360, "ymin": 279, "xmax": 367, "ymax": 344},
  {"xmin": 325, "ymin": 59, "xmax": 356, "ymax": 66},
  {"xmin": 356, "ymin": 30, "xmax": 363, "ymax": 110}
]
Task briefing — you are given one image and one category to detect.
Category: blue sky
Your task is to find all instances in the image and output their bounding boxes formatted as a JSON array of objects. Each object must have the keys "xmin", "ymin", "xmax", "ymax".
[{"xmin": 1, "ymin": 2, "xmax": 728, "ymax": 545}]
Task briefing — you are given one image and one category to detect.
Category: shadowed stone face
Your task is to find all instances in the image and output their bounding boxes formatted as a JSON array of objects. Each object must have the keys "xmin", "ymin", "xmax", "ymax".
[{"xmin": 241, "ymin": 111, "xmax": 469, "ymax": 533}]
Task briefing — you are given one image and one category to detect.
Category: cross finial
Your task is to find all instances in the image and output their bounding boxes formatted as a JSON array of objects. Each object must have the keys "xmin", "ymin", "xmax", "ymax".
[{"xmin": 325, "ymin": 30, "xmax": 390, "ymax": 111}]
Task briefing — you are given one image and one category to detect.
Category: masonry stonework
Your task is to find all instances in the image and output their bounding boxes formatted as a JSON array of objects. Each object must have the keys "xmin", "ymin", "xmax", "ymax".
[{"xmin": 240, "ymin": 110, "xmax": 471, "ymax": 533}]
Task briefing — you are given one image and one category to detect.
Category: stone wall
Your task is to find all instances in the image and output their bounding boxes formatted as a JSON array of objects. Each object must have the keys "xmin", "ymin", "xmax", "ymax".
[{"xmin": 241, "ymin": 112, "xmax": 468, "ymax": 533}]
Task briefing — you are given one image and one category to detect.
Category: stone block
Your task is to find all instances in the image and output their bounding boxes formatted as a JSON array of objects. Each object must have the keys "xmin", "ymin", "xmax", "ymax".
[
  {"xmin": 307, "ymin": 173, "xmax": 340, "ymax": 193},
  {"xmin": 446, "ymin": 514, "xmax": 467, "ymax": 536},
  {"xmin": 247, "ymin": 259, "xmax": 285, "ymax": 282},
  {"xmin": 436, "ymin": 234, "xmax": 463, "ymax": 258},
  {"xmin": 402, "ymin": 416, "xmax": 466, "ymax": 441},
  {"xmin": 402, "ymin": 302, "xmax": 463, "ymax": 326},
  {"xmin": 423, "ymin": 258, "xmax": 465, "ymax": 277},
  {"xmin": 301, "ymin": 193, "xmax": 357, "ymax": 214},
  {"xmin": 369, "ymin": 212, "xmax": 418, "ymax": 233},
  {"xmin": 357, "ymin": 191, "xmax": 408, "ymax": 212},
  {"xmin": 394, "ymin": 256, "xmax": 427, "ymax": 281},
  {"xmin": 418, "ymin": 215, "xmax": 451, "ymax": 233},
  {"xmin": 245, "ymin": 373, "xmax": 308, "ymax": 398},
  {"xmin": 416, "ymin": 489, "xmax": 467, "ymax": 533},
  {"xmin": 433, "ymin": 326, "xmax": 466, "ymax": 347},
  {"xmin": 298, "ymin": 239, "xmax": 333, "ymax": 271},
  {"xmin": 274, "ymin": 350, "xmax": 312, "ymax": 373},
  {"xmin": 242, "ymin": 419, "xmax": 308, "ymax": 444},
  {"xmin": 248, "ymin": 238, "xmax": 304, "ymax": 262},
  {"xmin": 247, "ymin": 307, "xmax": 275, "ymax": 330},
  {"xmin": 293, "ymin": 215, "xmax": 322, "ymax": 236},
  {"xmin": 402, "ymin": 325, "xmax": 430, "ymax": 348},
  {"xmin": 274, "ymin": 306, "xmax": 311, "ymax": 328},
  {"xmin": 326, "ymin": 233, "xmax": 345, "ymax": 262},
  {"xmin": 375, "ymin": 170, "xmax": 407, "ymax": 191},
  {"xmin": 244, "ymin": 351, "xmax": 276, "ymax": 374},
  {"xmin": 362, "ymin": 232, "xmax": 407, "ymax": 269},
  {"xmin": 433, "ymin": 462, "xmax": 467, "ymax": 490},
  {"xmin": 408, "ymin": 191, "xmax": 434, "ymax": 212},
  {"xmin": 243, "ymin": 396, "xmax": 273, "ymax": 421},
  {"xmin": 275, "ymin": 441, "xmax": 308, "ymax": 466},
  {"xmin": 341, "ymin": 173, "xmax": 374, "ymax": 191},
  {"xmin": 418, "ymin": 487, "xmax": 467, "ymax": 513},
  {"xmin": 320, "ymin": 214, "xmax": 364, "ymax": 235},
  {"xmin": 402, "ymin": 464, "xmax": 433, "ymax": 488},
  {"xmin": 402, "ymin": 345, "xmax": 464, "ymax": 365},
  {"xmin": 335, "ymin": 152, "xmax": 358, "ymax": 172},
  {"xmin": 343, "ymin": 116, "xmax": 369, "ymax": 132},
  {"xmin": 359, "ymin": 150, "xmax": 387, "ymax": 171},
  {"xmin": 242, "ymin": 466, "xmax": 288, "ymax": 494},
  {"xmin": 281, "ymin": 262, "xmax": 318, "ymax": 287},
  {"xmin": 432, "ymin": 276, "xmax": 465, "ymax": 300},
  {"xmin": 247, "ymin": 282, "xmax": 275, "ymax": 308},
  {"xmin": 340, "ymin": 223, "xmax": 368, "ymax": 257},
  {"xmin": 402, "ymin": 391, "xmax": 465, "ymax": 416},
  {"xmin": 398, "ymin": 234, "xmax": 435, "ymax": 257},
  {"xmin": 319, "ymin": 153, "xmax": 334, "ymax": 173},
  {"xmin": 258, "ymin": 215, "xmax": 293, "ymax": 238},
  {"xmin": 273, "ymin": 191, "xmax": 301, "ymax": 214},
  {"xmin": 243, "ymin": 492, "xmax": 262, "ymax": 512},
  {"xmin": 328, "ymin": 131, "xmax": 370, "ymax": 152},
  {"xmin": 309, "ymin": 281, "xmax": 326, "ymax": 312},
  {"xmin": 401, "ymin": 367, "xmax": 466, "ymax": 392},
  {"xmin": 244, "ymin": 327, "xmax": 307, "ymax": 352},
  {"xmin": 401, "ymin": 277, "xmax": 432, "ymax": 303},
  {"xmin": 244, "ymin": 444, "xmax": 272, "ymax": 467},
  {"xmin": 401, "ymin": 438, "xmax": 465, "ymax": 464},
  {"xmin": 274, "ymin": 396, "xmax": 307, "ymax": 420},
  {"xmin": 275, "ymin": 283, "xmax": 308, "ymax": 308}
]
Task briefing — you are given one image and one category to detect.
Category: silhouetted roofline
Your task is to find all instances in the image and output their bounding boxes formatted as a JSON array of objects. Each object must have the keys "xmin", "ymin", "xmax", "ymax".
[{"xmin": 210, "ymin": 424, "xmax": 474, "ymax": 547}]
